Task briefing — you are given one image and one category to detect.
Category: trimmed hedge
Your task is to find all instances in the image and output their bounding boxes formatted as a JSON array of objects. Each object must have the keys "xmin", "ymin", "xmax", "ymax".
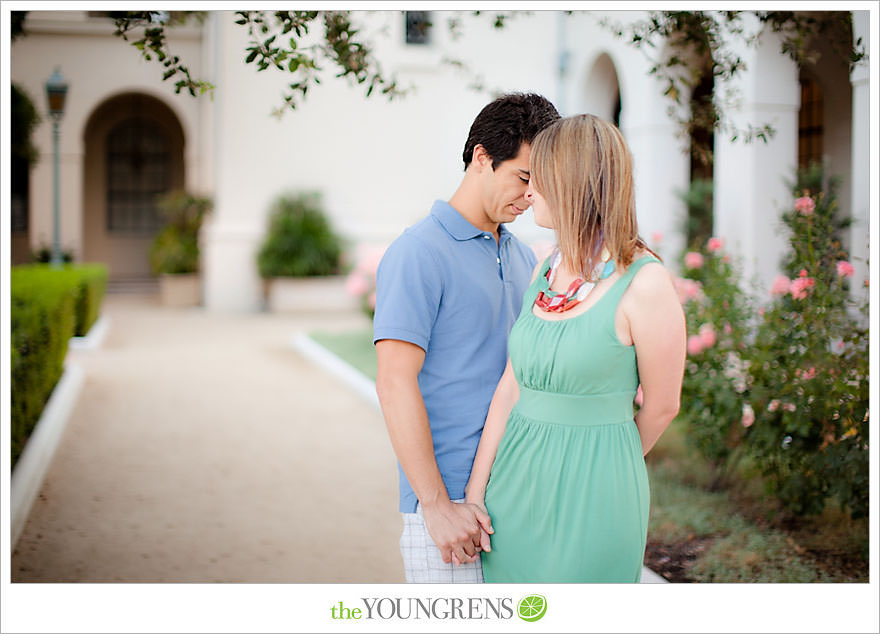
[
  {"xmin": 10, "ymin": 264, "xmax": 108, "ymax": 468},
  {"xmin": 72, "ymin": 264, "xmax": 108, "ymax": 336}
]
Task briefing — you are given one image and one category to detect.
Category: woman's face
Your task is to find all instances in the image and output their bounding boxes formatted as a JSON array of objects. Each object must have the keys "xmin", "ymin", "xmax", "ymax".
[{"xmin": 525, "ymin": 179, "xmax": 554, "ymax": 229}]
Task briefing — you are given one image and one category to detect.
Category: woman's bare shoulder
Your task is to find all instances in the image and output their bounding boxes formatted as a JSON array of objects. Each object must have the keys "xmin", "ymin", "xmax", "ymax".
[{"xmin": 626, "ymin": 252, "xmax": 676, "ymax": 300}]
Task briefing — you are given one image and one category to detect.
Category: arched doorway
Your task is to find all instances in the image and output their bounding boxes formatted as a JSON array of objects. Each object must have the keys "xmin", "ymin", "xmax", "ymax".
[
  {"xmin": 798, "ymin": 74, "xmax": 824, "ymax": 169},
  {"xmin": 684, "ymin": 64, "xmax": 716, "ymax": 250},
  {"xmin": 82, "ymin": 93, "xmax": 185, "ymax": 279},
  {"xmin": 582, "ymin": 53, "xmax": 621, "ymax": 127},
  {"xmin": 797, "ymin": 42, "xmax": 852, "ymax": 248}
]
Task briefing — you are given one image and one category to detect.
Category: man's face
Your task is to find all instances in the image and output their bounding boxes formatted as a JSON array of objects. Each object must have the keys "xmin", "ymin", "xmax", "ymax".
[{"xmin": 478, "ymin": 143, "xmax": 532, "ymax": 225}]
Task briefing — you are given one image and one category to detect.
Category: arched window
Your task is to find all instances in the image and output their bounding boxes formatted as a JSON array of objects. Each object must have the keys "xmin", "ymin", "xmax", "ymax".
[
  {"xmin": 612, "ymin": 91, "xmax": 621, "ymax": 129},
  {"xmin": 582, "ymin": 53, "xmax": 621, "ymax": 128},
  {"xmin": 105, "ymin": 117, "xmax": 170, "ymax": 234},
  {"xmin": 798, "ymin": 76, "xmax": 823, "ymax": 168}
]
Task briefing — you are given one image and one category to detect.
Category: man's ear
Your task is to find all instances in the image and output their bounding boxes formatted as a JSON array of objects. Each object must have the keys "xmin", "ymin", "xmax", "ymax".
[{"xmin": 472, "ymin": 144, "xmax": 492, "ymax": 172}]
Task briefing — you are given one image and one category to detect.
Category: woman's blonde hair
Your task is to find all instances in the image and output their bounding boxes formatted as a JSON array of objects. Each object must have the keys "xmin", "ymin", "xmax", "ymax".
[{"xmin": 530, "ymin": 114, "xmax": 653, "ymax": 279}]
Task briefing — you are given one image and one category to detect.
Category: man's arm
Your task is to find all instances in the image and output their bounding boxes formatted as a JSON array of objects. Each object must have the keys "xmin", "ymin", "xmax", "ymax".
[
  {"xmin": 375, "ymin": 338, "xmax": 490, "ymax": 565},
  {"xmin": 465, "ymin": 359, "xmax": 518, "ymax": 506}
]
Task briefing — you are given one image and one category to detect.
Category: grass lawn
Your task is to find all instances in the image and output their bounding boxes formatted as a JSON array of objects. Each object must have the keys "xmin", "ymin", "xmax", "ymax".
[
  {"xmin": 309, "ymin": 328, "xmax": 378, "ymax": 380},
  {"xmin": 308, "ymin": 328, "xmax": 868, "ymax": 583}
]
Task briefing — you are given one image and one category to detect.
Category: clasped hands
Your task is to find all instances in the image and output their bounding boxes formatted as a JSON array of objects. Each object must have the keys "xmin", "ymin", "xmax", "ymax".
[{"xmin": 422, "ymin": 499, "xmax": 494, "ymax": 566}]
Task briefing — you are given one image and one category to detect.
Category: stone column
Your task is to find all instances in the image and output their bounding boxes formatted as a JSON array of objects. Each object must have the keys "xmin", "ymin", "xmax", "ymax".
[
  {"xmin": 848, "ymin": 11, "xmax": 870, "ymax": 293},
  {"xmin": 713, "ymin": 14, "xmax": 800, "ymax": 294},
  {"xmin": 201, "ymin": 12, "xmax": 265, "ymax": 312},
  {"xmin": 620, "ymin": 58, "xmax": 689, "ymax": 266}
]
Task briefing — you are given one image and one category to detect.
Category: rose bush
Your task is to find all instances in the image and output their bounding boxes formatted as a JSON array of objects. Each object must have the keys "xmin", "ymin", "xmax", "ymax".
[
  {"xmin": 344, "ymin": 244, "xmax": 387, "ymax": 319},
  {"xmin": 675, "ymin": 166, "xmax": 868, "ymax": 518},
  {"xmin": 675, "ymin": 236, "xmax": 753, "ymax": 488},
  {"xmin": 745, "ymin": 167, "xmax": 868, "ymax": 518}
]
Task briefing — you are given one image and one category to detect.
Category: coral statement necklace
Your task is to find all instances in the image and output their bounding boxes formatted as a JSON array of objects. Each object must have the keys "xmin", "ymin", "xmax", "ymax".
[{"xmin": 534, "ymin": 248, "xmax": 615, "ymax": 313}]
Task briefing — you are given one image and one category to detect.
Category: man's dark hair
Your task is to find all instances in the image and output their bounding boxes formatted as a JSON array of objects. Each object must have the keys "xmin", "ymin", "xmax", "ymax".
[{"xmin": 462, "ymin": 92, "xmax": 560, "ymax": 171}]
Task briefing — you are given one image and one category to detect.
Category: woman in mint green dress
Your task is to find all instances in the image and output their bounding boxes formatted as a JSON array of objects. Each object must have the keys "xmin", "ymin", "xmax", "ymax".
[{"xmin": 464, "ymin": 115, "xmax": 686, "ymax": 582}]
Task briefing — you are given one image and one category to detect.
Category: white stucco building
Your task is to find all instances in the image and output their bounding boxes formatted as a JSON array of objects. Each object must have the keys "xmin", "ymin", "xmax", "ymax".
[{"xmin": 7, "ymin": 9, "xmax": 873, "ymax": 311}]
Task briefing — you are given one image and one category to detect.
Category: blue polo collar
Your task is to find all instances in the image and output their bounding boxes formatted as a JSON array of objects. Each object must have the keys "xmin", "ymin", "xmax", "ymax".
[{"xmin": 431, "ymin": 200, "xmax": 512, "ymax": 243}]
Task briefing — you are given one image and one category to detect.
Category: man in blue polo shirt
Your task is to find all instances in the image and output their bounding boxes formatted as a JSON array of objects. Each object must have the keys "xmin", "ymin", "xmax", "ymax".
[{"xmin": 374, "ymin": 93, "xmax": 560, "ymax": 583}]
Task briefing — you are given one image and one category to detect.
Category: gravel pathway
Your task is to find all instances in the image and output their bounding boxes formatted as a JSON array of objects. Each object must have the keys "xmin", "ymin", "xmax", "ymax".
[{"xmin": 12, "ymin": 295, "xmax": 403, "ymax": 583}]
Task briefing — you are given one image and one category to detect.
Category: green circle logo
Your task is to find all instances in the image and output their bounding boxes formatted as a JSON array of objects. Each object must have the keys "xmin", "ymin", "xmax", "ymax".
[{"xmin": 517, "ymin": 594, "xmax": 547, "ymax": 622}]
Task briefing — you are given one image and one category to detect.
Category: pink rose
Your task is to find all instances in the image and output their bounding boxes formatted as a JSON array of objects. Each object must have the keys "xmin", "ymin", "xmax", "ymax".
[
  {"xmin": 684, "ymin": 252, "xmax": 704, "ymax": 269},
  {"xmin": 357, "ymin": 246, "xmax": 387, "ymax": 276},
  {"xmin": 345, "ymin": 272, "xmax": 370, "ymax": 297},
  {"xmin": 673, "ymin": 277, "xmax": 701, "ymax": 304},
  {"xmin": 770, "ymin": 275, "xmax": 791, "ymax": 296},
  {"xmin": 724, "ymin": 323, "xmax": 732, "ymax": 335},
  {"xmin": 784, "ymin": 403, "xmax": 797, "ymax": 413},
  {"xmin": 687, "ymin": 334, "xmax": 704, "ymax": 356},
  {"xmin": 836, "ymin": 260, "xmax": 855, "ymax": 278},
  {"xmin": 794, "ymin": 196, "xmax": 815, "ymax": 215},
  {"xmin": 698, "ymin": 324, "xmax": 716, "ymax": 349},
  {"xmin": 651, "ymin": 231, "xmax": 664, "ymax": 244},
  {"xmin": 741, "ymin": 404, "xmax": 755, "ymax": 428},
  {"xmin": 802, "ymin": 366, "xmax": 816, "ymax": 380},
  {"xmin": 768, "ymin": 400, "xmax": 780, "ymax": 412},
  {"xmin": 707, "ymin": 237, "xmax": 724, "ymax": 253},
  {"xmin": 789, "ymin": 270, "xmax": 815, "ymax": 300}
]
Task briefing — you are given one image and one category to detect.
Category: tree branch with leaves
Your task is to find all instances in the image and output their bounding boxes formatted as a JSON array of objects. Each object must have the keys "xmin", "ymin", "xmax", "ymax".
[
  {"xmin": 108, "ymin": 10, "xmax": 517, "ymax": 116},
  {"xmin": 600, "ymin": 10, "xmax": 867, "ymax": 157},
  {"xmin": 111, "ymin": 11, "xmax": 214, "ymax": 97},
  {"xmin": 233, "ymin": 11, "xmax": 409, "ymax": 116},
  {"xmin": 111, "ymin": 10, "xmax": 413, "ymax": 116}
]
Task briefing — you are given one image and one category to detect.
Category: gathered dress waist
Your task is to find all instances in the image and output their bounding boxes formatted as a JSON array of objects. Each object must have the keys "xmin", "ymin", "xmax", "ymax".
[{"xmin": 514, "ymin": 385, "xmax": 635, "ymax": 427}]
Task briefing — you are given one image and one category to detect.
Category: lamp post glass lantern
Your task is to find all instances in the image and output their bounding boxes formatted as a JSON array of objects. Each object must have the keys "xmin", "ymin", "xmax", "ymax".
[{"xmin": 45, "ymin": 68, "xmax": 68, "ymax": 267}]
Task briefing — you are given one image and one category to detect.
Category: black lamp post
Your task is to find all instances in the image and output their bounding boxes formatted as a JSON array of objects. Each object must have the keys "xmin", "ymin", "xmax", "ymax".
[{"xmin": 45, "ymin": 68, "xmax": 69, "ymax": 268}]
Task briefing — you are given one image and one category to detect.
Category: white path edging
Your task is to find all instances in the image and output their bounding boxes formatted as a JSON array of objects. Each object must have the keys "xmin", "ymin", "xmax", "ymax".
[
  {"xmin": 11, "ymin": 363, "xmax": 85, "ymax": 548},
  {"xmin": 68, "ymin": 315, "xmax": 110, "ymax": 350},
  {"xmin": 290, "ymin": 332, "xmax": 379, "ymax": 408},
  {"xmin": 639, "ymin": 566, "xmax": 668, "ymax": 583},
  {"xmin": 290, "ymin": 332, "xmax": 668, "ymax": 584}
]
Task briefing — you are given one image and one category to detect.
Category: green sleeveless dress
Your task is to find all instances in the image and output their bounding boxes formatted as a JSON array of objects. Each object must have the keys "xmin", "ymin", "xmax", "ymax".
[{"xmin": 481, "ymin": 255, "xmax": 658, "ymax": 583}]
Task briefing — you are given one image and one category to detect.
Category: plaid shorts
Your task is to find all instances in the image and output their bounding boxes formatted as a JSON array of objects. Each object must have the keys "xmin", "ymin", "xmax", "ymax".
[{"xmin": 400, "ymin": 500, "xmax": 484, "ymax": 583}]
